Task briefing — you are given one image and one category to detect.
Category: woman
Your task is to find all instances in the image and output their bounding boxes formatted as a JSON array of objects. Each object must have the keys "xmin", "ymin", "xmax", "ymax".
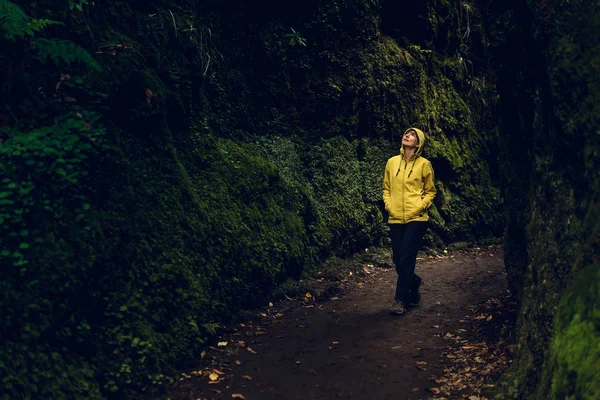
[{"xmin": 382, "ymin": 127, "xmax": 436, "ymax": 315}]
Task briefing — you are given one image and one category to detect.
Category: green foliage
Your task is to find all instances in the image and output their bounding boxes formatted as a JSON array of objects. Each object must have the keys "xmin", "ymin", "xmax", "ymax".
[
  {"xmin": 0, "ymin": 1, "xmax": 109, "ymax": 399},
  {"xmin": 0, "ymin": 113, "xmax": 104, "ymax": 267},
  {"xmin": 0, "ymin": 0, "xmax": 63, "ymax": 40},
  {"xmin": 544, "ymin": 264, "xmax": 600, "ymax": 400},
  {"xmin": 33, "ymin": 38, "xmax": 101, "ymax": 71},
  {"xmin": 24, "ymin": 18, "xmax": 62, "ymax": 36},
  {"xmin": 408, "ymin": 44, "xmax": 432, "ymax": 54},
  {"xmin": 0, "ymin": 0, "xmax": 27, "ymax": 39},
  {"xmin": 0, "ymin": 0, "xmax": 99, "ymax": 72}
]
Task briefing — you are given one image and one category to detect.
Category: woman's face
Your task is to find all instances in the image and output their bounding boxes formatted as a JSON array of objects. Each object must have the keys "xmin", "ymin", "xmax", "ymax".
[{"xmin": 402, "ymin": 130, "xmax": 419, "ymax": 148}]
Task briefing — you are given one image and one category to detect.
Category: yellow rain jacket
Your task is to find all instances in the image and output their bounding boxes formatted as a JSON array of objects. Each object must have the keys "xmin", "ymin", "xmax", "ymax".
[{"xmin": 383, "ymin": 128, "xmax": 436, "ymax": 224}]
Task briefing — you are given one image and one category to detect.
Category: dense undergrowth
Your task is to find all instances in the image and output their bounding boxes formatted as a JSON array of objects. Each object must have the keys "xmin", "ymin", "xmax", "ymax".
[{"xmin": 0, "ymin": 0, "xmax": 503, "ymax": 398}]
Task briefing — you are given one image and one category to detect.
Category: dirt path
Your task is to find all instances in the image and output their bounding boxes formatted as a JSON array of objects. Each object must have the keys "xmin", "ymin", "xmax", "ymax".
[{"xmin": 167, "ymin": 246, "xmax": 508, "ymax": 400}]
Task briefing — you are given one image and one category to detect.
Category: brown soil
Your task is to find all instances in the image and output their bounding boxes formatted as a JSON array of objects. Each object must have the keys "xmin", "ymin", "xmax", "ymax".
[{"xmin": 165, "ymin": 245, "xmax": 512, "ymax": 400}]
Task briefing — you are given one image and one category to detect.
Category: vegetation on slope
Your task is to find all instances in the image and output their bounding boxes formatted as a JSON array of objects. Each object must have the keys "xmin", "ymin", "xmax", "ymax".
[{"xmin": 0, "ymin": 1, "xmax": 502, "ymax": 398}]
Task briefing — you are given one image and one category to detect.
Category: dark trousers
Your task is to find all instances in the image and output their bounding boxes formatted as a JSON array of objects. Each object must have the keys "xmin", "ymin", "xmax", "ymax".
[{"xmin": 389, "ymin": 221, "xmax": 428, "ymax": 303}]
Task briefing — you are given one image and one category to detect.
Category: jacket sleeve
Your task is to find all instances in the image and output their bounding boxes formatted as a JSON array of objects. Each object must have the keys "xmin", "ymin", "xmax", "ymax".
[
  {"xmin": 382, "ymin": 159, "xmax": 391, "ymax": 211},
  {"xmin": 422, "ymin": 161, "xmax": 436, "ymax": 211}
]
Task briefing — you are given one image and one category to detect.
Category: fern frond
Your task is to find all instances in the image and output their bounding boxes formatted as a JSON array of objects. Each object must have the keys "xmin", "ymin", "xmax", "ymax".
[
  {"xmin": 33, "ymin": 38, "xmax": 102, "ymax": 71},
  {"xmin": 0, "ymin": 0, "xmax": 28, "ymax": 40},
  {"xmin": 24, "ymin": 18, "xmax": 62, "ymax": 37}
]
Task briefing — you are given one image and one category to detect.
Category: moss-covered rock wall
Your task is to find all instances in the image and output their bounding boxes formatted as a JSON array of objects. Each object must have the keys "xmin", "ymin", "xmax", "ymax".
[
  {"xmin": 0, "ymin": 0, "xmax": 502, "ymax": 398},
  {"xmin": 481, "ymin": 0, "xmax": 600, "ymax": 397}
]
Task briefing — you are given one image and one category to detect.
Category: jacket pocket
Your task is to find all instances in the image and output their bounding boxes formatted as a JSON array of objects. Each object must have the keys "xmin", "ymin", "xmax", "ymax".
[{"xmin": 388, "ymin": 197, "xmax": 399, "ymax": 219}]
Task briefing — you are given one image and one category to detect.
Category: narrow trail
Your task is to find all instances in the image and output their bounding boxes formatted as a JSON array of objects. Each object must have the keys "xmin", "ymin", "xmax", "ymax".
[{"xmin": 168, "ymin": 246, "xmax": 509, "ymax": 400}]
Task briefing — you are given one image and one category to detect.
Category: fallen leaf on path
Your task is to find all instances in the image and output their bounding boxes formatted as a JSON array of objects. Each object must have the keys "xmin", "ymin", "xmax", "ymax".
[
  {"xmin": 332, "ymin": 341, "xmax": 339, "ymax": 345},
  {"xmin": 305, "ymin": 292, "xmax": 312, "ymax": 298},
  {"xmin": 200, "ymin": 351, "xmax": 206, "ymax": 359},
  {"xmin": 211, "ymin": 389, "xmax": 222, "ymax": 394},
  {"xmin": 269, "ymin": 302, "xmax": 273, "ymax": 307},
  {"xmin": 247, "ymin": 347, "xmax": 257, "ymax": 354},
  {"xmin": 213, "ymin": 369, "xmax": 225, "ymax": 375},
  {"xmin": 232, "ymin": 394, "xmax": 246, "ymax": 399},
  {"xmin": 209, "ymin": 373, "xmax": 219, "ymax": 381},
  {"xmin": 295, "ymin": 361, "xmax": 301, "ymax": 365},
  {"xmin": 217, "ymin": 341, "xmax": 228, "ymax": 347},
  {"xmin": 430, "ymin": 387, "xmax": 441, "ymax": 394},
  {"xmin": 235, "ymin": 360, "xmax": 242, "ymax": 366}
]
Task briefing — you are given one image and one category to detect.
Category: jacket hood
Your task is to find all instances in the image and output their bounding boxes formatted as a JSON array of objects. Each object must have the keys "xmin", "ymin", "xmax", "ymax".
[{"xmin": 400, "ymin": 127, "xmax": 426, "ymax": 159}]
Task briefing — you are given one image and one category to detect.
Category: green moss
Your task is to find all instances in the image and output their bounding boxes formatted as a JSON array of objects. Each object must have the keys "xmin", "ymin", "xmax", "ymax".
[{"xmin": 544, "ymin": 264, "xmax": 600, "ymax": 400}]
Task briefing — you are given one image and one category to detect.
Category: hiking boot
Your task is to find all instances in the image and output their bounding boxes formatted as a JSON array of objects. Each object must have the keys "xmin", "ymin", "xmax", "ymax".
[
  {"xmin": 409, "ymin": 275, "xmax": 423, "ymax": 306},
  {"xmin": 389, "ymin": 300, "xmax": 407, "ymax": 316}
]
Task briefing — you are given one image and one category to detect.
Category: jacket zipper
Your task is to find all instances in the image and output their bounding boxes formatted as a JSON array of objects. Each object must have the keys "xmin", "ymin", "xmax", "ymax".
[{"xmin": 401, "ymin": 157, "xmax": 405, "ymax": 223}]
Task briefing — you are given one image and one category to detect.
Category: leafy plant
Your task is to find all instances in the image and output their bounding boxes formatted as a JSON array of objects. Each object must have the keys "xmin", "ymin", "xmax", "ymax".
[
  {"xmin": 0, "ymin": 0, "xmax": 28, "ymax": 39},
  {"xmin": 0, "ymin": 0, "xmax": 62, "ymax": 40},
  {"xmin": 33, "ymin": 38, "xmax": 101, "ymax": 71},
  {"xmin": 0, "ymin": 0, "xmax": 99, "ymax": 72}
]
